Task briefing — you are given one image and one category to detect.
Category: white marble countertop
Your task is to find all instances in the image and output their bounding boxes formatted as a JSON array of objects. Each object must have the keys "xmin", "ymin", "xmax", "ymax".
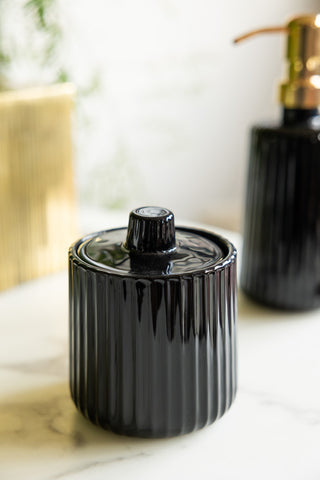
[{"xmin": 1, "ymin": 211, "xmax": 320, "ymax": 479}]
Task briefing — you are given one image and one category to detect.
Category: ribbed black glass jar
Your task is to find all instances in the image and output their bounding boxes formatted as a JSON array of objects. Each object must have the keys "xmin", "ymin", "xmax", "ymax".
[
  {"xmin": 241, "ymin": 109, "xmax": 320, "ymax": 310},
  {"xmin": 69, "ymin": 207, "xmax": 237, "ymax": 437}
]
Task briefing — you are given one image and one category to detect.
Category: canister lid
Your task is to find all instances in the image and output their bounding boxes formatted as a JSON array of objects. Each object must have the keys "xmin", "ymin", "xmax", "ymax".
[{"xmin": 74, "ymin": 206, "xmax": 234, "ymax": 276}]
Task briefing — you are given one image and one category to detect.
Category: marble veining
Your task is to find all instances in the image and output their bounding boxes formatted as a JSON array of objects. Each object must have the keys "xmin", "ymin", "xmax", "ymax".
[
  {"xmin": 240, "ymin": 386, "xmax": 320, "ymax": 427},
  {"xmin": 51, "ymin": 453, "xmax": 152, "ymax": 480}
]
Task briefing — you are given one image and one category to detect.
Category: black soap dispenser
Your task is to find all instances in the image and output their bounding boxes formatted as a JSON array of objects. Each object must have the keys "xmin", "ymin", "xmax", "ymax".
[
  {"xmin": 69, "ymin": 206, "xmax": 237, "ymax": 437},
  {"xmin": 236, "ymin": 15, "xmax": 320, "ymax": 310}
]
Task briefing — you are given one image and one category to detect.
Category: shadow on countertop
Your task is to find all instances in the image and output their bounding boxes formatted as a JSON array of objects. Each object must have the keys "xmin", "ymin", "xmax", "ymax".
[
  {"xmin": 237, "ymin": 290, "xmax": 319, "ymax": 324},
  {"xmin": 0, "ymin": 382, "xmax": 178, "ymax": 453}
]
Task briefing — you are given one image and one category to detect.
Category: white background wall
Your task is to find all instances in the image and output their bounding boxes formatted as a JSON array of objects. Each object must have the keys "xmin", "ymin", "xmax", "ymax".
[{"xmin": 5, "ymin": 0, "xmax": 320, "ymax": 228}]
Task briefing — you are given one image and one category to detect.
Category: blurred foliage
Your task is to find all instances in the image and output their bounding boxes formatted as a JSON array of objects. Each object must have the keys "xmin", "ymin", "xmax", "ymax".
[
  {"xmin": 0, "ymin": 0, "xmax": 69, "ymax": 88},
  {"xmin": 24, "ymin": 0, "xmax": 66, "ymax": 71},
  {"xmin": 0, "ymin": 0, "xmax": 101, "ymax": 92}
]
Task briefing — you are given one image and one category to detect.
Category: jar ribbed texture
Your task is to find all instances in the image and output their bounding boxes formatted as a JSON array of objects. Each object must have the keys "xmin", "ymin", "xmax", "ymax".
[
  {"xmin": 69, "ymin": 252, "xmax": 237, "ymax": 437},
  {"xmin": 241, "ymin": 127, "xmax": 320, "ymax": 309}
]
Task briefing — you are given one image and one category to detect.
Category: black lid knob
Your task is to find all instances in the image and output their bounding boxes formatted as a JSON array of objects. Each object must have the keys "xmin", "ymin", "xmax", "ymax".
[{"xmin": 124, "ymin": 206, "xmax": 176, "ymax": 254}]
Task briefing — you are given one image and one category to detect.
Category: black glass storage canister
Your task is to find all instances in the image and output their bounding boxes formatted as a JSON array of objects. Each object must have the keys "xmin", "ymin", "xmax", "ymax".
[{"xmin": 69, "ymin": 207, "xmax": 237, "ymax": 437}]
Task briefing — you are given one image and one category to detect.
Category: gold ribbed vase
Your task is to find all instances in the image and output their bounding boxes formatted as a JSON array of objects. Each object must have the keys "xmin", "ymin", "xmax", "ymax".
[{"xmin": 0, "ymin": 84, "xmax": 77, "ymax": 291}]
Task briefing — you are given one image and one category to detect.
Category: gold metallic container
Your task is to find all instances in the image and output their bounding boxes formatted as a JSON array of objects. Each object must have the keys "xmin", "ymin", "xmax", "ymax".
[{"xmin": 0, "ymin": 83, "xmax": 77, "ymax": 291}]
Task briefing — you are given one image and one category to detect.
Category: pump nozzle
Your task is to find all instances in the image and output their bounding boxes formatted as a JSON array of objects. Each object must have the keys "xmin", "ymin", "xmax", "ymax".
[
  {"xmin": 234, "ymin": 15, "xmax": 320, "ymax": 109},
  {"xmin": 234, "ymin": 26, "xmax": 288, "ymax": 44}
]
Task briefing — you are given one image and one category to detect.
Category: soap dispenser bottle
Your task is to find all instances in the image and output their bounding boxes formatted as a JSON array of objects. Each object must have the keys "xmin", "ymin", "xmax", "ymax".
[{"xmin": 237, "ymin": 15, "xmax": 320, "ymax": 310}]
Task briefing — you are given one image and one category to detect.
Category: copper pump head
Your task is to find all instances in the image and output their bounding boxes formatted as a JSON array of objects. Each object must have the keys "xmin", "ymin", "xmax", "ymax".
[{"xmin": 235, "ymin": 15, "xmax": 320, "ymax": 109}]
